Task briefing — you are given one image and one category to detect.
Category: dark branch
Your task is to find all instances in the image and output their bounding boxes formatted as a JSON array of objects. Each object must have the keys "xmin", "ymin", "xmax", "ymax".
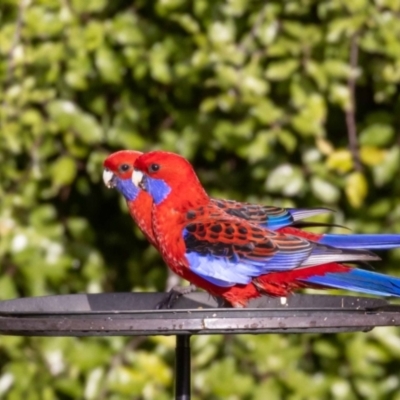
[
  {"xmin": 1, "ymin": 0, "xmax": 26, "ymax": 126},
  {"xmin": 345, "ymin": 34, "xmax": 362, "ymax": 172}
]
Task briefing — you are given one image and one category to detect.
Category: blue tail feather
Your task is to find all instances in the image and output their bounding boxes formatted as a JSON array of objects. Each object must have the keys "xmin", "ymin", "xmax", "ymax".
[
  {"xmin": 302, "ymin": 268, "xmax": 400, "ymax": 297},
  {"xmin": 319, "ymin": 234, "xmax": 400, "ymax": 250}
]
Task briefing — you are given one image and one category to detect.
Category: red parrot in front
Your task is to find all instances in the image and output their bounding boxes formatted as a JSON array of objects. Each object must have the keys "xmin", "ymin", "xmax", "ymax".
[
  {"xmin": 103, "ymin": 150, "xmax": 340, "ymax": 303},
  {"xmin": 132, "ymin": 151, "xmax": 400, "ymax": 307}
]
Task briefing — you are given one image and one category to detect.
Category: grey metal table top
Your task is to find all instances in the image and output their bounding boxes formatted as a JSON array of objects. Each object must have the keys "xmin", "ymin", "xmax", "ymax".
[{"xmin": 0, "ymin": 292, "xmax": 399, "ymax": 336}]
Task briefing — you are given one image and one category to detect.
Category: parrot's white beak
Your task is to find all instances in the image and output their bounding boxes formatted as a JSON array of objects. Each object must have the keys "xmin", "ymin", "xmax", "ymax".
[
  {"xmin": 103, "ymin": 168, "xmax": 115, "ymax": 188},
  {"xmin": 132, "ymin": 169, "xmax": 146, "ymax": 190}
]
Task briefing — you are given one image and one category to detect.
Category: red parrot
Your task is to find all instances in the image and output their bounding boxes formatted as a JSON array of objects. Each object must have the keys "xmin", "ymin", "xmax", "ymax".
[
  {"xmin": 131, "ymin": 150, "xmax": 400, "ymax": 307},
  {"xmin": 103, "ymin": 150, "xmax": 341, "ymax": 304}
]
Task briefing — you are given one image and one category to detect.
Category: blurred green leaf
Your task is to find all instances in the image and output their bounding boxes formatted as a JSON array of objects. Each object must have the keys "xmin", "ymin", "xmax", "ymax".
[
  {"xmin": 265, "ymin": 59, "xmax": 299, "ymax": 81},
  {"xmin": 359, "ymin": 123, "xmax": 395, "ymax": 147},
  {"xmin": 201, "ymin": 357, "xmax": 254, "ymax": 397},
  {"xmin": 311, "ymin": 176, "xmax": 341, "ymax": 204},
  {"xmin": 345, "ymin": 171, "xmax": 368, "ymax": 208},
  {"xmin": 360, "ymin": 146, "xmax": 386, "ymax": 166},
  {"xmin": 50, "ymin": 156, "xmax": 77, "ymax": 187},
  {"xmin": 326, "ymin": 149, "xmax": 353, "ymax": 173},
  {"xmin": 373, "ymin": 146, "xmax": 400, "ymax": 186},
  {"xmin": 266, "ymin": 164, "xmax": 305, "ymax": 196},
  {"xmin": 95, "ymin": 46, "xmax": 124, "ymax": 83}
]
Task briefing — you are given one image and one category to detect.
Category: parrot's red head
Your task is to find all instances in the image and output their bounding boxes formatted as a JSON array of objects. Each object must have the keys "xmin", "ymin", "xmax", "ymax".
[
  {"xmin": 132, "ymin": 151, "xmax": 208, "ymax": 206},
  {"xmin": 103, "ymin": 150, "xmax": 143, "ymax": 202},
  {"xmin": 103, "ymin": 150, "xmax": 143, "ymax": 183}
]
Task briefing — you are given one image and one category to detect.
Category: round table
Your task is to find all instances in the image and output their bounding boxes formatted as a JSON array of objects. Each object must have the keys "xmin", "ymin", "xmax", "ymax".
[{"xmin": 1, "ymin": 292, "xmax": 399, "ymax": 399}]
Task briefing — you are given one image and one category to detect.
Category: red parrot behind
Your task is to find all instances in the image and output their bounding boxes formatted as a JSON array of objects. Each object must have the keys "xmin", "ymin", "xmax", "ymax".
[{"xmin": 131, "ymin": 151, "xmax": 400, "ymax": 307}]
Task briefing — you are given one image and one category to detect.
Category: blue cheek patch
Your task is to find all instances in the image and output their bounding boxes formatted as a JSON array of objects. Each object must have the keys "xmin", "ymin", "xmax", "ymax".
[
  {"xmin": 115, "ymin": 178, "xmax": 140, "ymax": 202},
  {"xmin": 146, "ymin": 177, "xmax": 171, "ymax": 205}
]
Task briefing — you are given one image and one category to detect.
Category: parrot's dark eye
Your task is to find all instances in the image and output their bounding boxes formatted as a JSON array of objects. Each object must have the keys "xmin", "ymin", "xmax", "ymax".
[
  {"xmin": 148, "ymin": 163, "xmax": 160, "ymax": 173},
  {"xmin": 119, "ymin": 164, "xmax": 131, "ymax": 173}
]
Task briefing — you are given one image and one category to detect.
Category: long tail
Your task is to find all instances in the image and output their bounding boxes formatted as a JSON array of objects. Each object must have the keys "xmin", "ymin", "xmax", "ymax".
[
  {"xmin": 301, "ymin": 268, "xmax": 400, "ymax": 297},
  {"xmin": 318, "ymin": 234, "xmax": 400, "ymax": 250},
  {"xmin": 255, "ymin": 264, "xmax": 400, "ymax": 297},
  {"xmin": 280, "ymin": 227, "xmax": 400, "ymax": 250}
]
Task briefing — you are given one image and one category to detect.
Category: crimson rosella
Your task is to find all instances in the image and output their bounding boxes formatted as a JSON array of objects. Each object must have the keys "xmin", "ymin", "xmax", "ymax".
[
  {"xmin": 103, "ymin": 150, "xmax": 339, "ymax": 304},
  {"xmin": 131, "ymin": 150, "xmax": 400, "ymax": 307}
]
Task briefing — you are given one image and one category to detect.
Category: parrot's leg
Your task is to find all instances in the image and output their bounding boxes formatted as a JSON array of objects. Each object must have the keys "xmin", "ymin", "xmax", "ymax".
[{"xmin": 155, "ymin": 284, "xmax": 198, "ymax": 309}]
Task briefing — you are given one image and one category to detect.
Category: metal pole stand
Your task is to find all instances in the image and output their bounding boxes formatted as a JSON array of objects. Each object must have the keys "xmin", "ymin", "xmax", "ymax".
[
  {"xmin": 175, "ymin": 335, "xmax": 191, "ymax": 400},
  {"xmin": 1, "ymin": 292, "xmax": 400, "ymax": 399}
]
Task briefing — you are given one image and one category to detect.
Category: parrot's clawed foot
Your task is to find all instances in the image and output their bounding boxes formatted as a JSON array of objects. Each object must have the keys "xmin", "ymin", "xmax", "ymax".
[{"xmin": 156, "ymin": 284, "xmax": 198, "ymax": 309}]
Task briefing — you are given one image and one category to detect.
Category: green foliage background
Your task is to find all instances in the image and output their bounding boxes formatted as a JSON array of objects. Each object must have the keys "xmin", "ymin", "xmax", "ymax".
[{"xmin": 1, "ymin": 0, "xmax": 400, "ymax": 398}]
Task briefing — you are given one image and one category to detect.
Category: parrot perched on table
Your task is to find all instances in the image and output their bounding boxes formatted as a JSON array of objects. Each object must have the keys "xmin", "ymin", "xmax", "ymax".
[
  {"xmin": 131, "ymin": 150, "xmax": 400, "ymax": 307},
  {"xmin": 103, "ymin": 150, "xmax": 342, "ymax": 304}
]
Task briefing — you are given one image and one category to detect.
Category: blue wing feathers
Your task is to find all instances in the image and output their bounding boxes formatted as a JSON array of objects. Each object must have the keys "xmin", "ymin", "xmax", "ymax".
[
  {"xmin": 319, "ymin": 234, "xmax": 400, "ymax": 250},
  {"xmin": 302, "ymin": 269, "xmax": 400, "ymax": 297},
  {"xmin": 184, "ymin": 239, "xmax": 378, "ymax": 287},
  {"xmin": 260, "ymin": 215, "xmax": 292, "ymax": 230},
  {"xmin": 260, "ymin": 207, "xmax": 332, "ymax": 230},
  {"xmin": 183, "ymin": 218, "xmax": 398, "ymax": 289},
  {"xmin": 185, "ymin": 252, "xmax": 254, "ymax": 287}
]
